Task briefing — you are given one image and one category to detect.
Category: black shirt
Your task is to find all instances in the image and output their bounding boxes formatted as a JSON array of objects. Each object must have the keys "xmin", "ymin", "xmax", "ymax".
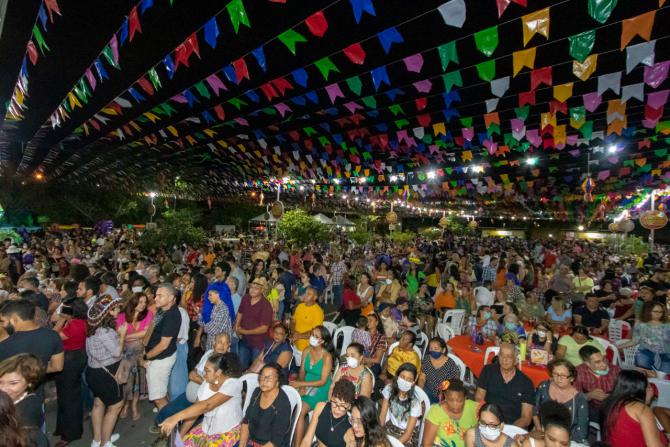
[
  {"xmin": 575, "ymin": 306, "xmax": 610, "ymax": 329},
  {"xmin": 0, "ymin": 327, "xmax": 63, "ymax": 366},
  {"xmin": 243, "ymin": 387, "xmax": 292, "ymax": 447},
  {"xmin": 315, "ymin": 403, "xmax": 351, "ymax": 447},
  {"xmin": 478, "ymin": 363, "xmax": 534, "ymax": 424},
  {"xmin": 146, "ymin": 304, "xmax": 181, "ymax": 360}
]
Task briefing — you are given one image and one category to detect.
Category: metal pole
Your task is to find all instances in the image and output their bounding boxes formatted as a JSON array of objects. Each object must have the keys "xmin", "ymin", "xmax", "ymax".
[{"xmin": 650, "ymin": 190, "xmax": 656, "ymax": 251}]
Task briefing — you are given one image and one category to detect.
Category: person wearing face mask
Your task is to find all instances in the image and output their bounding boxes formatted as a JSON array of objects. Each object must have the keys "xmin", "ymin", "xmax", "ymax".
[
  {"xmin": 464, "ymin": 403, "xmax": 515, "ymax": 447},
  {"xmin": 379, "ymin": 363, "xmax": 423, "ymax": 447},
  {"xmin": 527, "ymin": 322, "xmax": 557, "ymax": 354},
  {"xmin": 291, "ymin": 287, "xmax": 325, "ymax": 352},
  {"xmin": 330, "ymin": 343, "xmax": 373, "ymax": 398},
  {"xmin": 418, "ymin": 338, "xmax": 461, "ymax": 403},
  {"xmin": 469, "ymin": 306, "xmax": 499, "ymax": 341},
  {"xmin": 574, "ymin": 345, "xmax": 621, "ymax": 422},
  {"xmin": 423, "ymin": 379, "xmax": 479, "ymax": 447},
  {"xmin": 290, "ymin": 325, "xmax": 334, "ymax": 447}
]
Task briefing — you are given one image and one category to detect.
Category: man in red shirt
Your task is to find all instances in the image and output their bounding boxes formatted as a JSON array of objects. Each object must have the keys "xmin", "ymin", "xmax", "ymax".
[{"xmin": 575, "ymin": 345, "xmax": 621, "ymax": 421}]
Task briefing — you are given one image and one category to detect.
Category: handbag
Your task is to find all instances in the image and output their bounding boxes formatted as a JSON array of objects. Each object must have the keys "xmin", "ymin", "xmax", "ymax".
[{"xmin": 114, "ymin": 358, "xmax": 132, "ymax": 384}]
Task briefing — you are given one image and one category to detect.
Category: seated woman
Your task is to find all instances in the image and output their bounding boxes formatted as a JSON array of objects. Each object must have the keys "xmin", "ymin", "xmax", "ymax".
[
  {"xmin": 158, "ymin": 353, "xmax": 244, "ymax": 447},
  {"xmin": 357, "ymin": 273, "xmax": 375, "ymax": 317},
  {"xmin": 418, "ymin": 337, "xmax": 461, "ymax": 403},
  {"xmin": 351, "ymin": 315, "xmax": 372, "ymax": 352},
  {"xmin": 249, "ymin": 322, "xmax": 292, "ymax": 382},
  {"xmin": 239, "ymin": 363, "xmax": 293, "ymax": 447},
  {"xmin": 618, "ymin": 301, "xmax": 670, "ymax": 374},
  {"xmin": 532, "ymin": 359, "xmax": 588, "ymax": 444},
  {"xmin": 351, "ymin": 396, "xmax": 391, "ymax": 447},
  {"xmin": 545, "ymin": 295, "xmax": 572, "ymax": 335},
  {"xmin": 464, "ymin": 403, "xmax": 516, "ymax": 447},
  {"xmin": 290, "ymin": 325, "xmax": 334, "ymax": 447},
  {"xmin": 555, "ymin": 325, "xmax": 603, "ymax": 367},
  {"xmin": 601, "ymin": 369, "xmax": 668, "ymax": 447},
  {"xmin": 526, "ymin": 321, "xmax": 557, "ymax": 354},
  {"xmin": 384, "ymin": 331, "xmax": 421, "ymax": 380},
  {"xmin": 361, "ymin": 313, "xmax": 387, "ymax": 376},
  {"xmin": 423, "ymin": 379, "xmax": 478, "ymax": 447},
  {"xmin": 300, "ymin": 379, "xmax": 356, "ymax": 447},
  {"xmin": 468, "ymin": 306, "xmax": 499, "ymax": 341},
  {"xmin": 521, "ymin": 401, "xmax": 573, "ymax": 447},
  {"xmin": 0, "ymin": 354, "xmax": 48, "ymax": 447},
  {"xmin": 518, "ymin": 290, "xmax": 546, "ymax": 323},
  {"xmin": 330, "ymin": 343, "xmax": 373, "ymax": 398},
  {"xmin": 380, "ymin": 363, "xmax": 423, "ymax": 447},
  {"xmin": 377, "ymin": 269, "xmax": 401, "ymax": 305}
]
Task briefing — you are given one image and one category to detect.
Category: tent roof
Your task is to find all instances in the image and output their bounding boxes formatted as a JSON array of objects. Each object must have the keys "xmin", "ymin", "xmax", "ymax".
[{"xmin": 312, "ymin": 213, "xmax": 334, "ymax": 224}]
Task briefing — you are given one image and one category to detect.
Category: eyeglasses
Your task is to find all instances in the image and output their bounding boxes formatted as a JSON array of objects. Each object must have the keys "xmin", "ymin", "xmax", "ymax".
[
  {"xmin": 259, "ymin": 375, "xmax": 276, "ymax": 383},
  {"xmin": 552, "ymin": 373, "xmax": 571, "ymax": 380},
  {"xmin": 651, "ymin": 310, "xmax": 664, "ymax": 314},
  {"xmin": 479, "ymin": 422, "xmax": 500, "ymax": 431},
  {"xmin": 348, "ymin": 417, "xmax": 363, "ymax": 426},
  {"xmin": 330, "ymin": 400, "xmax": 351, "ymax": 411}
]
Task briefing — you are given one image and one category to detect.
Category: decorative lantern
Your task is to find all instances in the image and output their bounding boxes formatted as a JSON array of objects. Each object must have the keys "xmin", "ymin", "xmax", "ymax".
[
  {"xmin": 386, "ymin": 210, "xmax": 398, "ymax": 225},
  {"xmin": 639, "ymin": 210, "xmax": 668, "ymax": 230},
  {"xmin": 270, "ymin": 201, "xmax": 284, "ymax": 219},
  {"xmin": 618, "ymin": 219, "xmax": 635, "ymax": 233},
  {"xmin": 439, "ymin": 211, "xmax": 449, "ymax": 228},
  {"xmin": 468, "ymin": 220, "xmax": 478, "ymax": 229}
]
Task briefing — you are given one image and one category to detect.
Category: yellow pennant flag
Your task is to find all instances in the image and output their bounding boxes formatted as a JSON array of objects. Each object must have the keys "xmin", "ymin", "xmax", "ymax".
[
  {"xmin": 513, "ymin": 47, "xmax": 536, "ymax": 77},
  {"xmin": 522, "ymin": 8, "xmax": 550, "ymax": 46},
  {"xmin": 573, "ymin": 54, "xmax": 598, "ymax": 81},
  {"xmin": 68, "ymin": 92, "xmax": 82, "ymax": 109},
  {"xmin": 554, "ymin": 125, "xmax": 567, "ymax": 146},
  {"xmin": 553, "ymin": 82, "xmax": 573, "ymax": 102},
  {"xmin": 461, "ymin": 150, "xmax": 473, "ymax": 161},
  {"xmin": 541, "ymin": 112, "xmax": 557, "ymax": 130},
  {"xmin": 433, "ymin": 122, "xmax": 446, "ymax": 136},
  {"xmin": 167, "ymin": 126, "xmax": 179, "ymax": 137}
]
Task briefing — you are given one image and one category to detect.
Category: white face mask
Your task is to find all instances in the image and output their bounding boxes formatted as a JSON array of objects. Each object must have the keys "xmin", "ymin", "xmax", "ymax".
[
  {"xmin": 309, "ymin": 336, "xmax": 321, "ymax": 347},
  {"xmin": 17, "ymin": 288, "xmax": 26, "ymax": 293},
  {"xmin": 346, "ymin": 356, "xmax": 359, "ymax": 368},
  {"xmin": 480, "ymin": 425, "xmax": 501, "ymax": 441},
  {"xmin": 132, "ymin": 286, "xmax": 143, "ymax": 293},
  {"xmin": 537, "ymin": 330, "xmax": 546, "ymax": 338},
  {"xmin": 396, "ymin": 377, "xmax": 413, "ymax": 392}
]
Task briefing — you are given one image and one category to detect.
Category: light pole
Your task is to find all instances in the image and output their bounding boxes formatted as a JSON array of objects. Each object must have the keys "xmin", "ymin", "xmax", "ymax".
[{"xmin": 149, "ymin": 192, "xmax": 157, "ymax": 222}]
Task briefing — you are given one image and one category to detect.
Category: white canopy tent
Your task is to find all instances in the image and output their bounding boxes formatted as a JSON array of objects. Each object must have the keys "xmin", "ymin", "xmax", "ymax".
[{"xmin": 312, "ymin": 213, "xmax": 334, "ymax": 225}]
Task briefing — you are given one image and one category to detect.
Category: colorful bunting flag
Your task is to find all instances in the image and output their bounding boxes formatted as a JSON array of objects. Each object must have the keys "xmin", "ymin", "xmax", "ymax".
[
  {"xmin": 438, "ymin": 0, "xmax": 466, "ymax": 28},
  {"xmin": 474, "ymin": 26, "xmax": 498, "ymax": 57},
  {"xmin": 278, "ymin": 29, "xmax": 308, "ymax": 55},
  {"xmin": 226, "ymin": 0, "xmax": 251, "ymax": 34},
  {"xmin": 522, "ymin": 8, "xmax": 550, "ymax": 46},
  {"xmin": 305, "ymin": 11, "xmax": 328, "ymax": 37},
  {"xmin": 512, "ymin": 47, "xmax": 536, "ymax": 76},
  {"xmin": 569, "ymin": 30, "xmax": 596, "ymax": 63}
]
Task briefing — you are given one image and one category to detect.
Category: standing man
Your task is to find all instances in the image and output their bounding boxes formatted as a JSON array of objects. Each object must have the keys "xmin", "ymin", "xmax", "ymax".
[
  {"xmin": 77, "ymin": 276, "xmax": 101, "ymax": 308},
  {"xmin": 235, "ymin": 277, "xmax": 273, "ymax": 369},
  {"xmin": 141, "ymin": 284, "xmax": 181, "ymax": 410}
]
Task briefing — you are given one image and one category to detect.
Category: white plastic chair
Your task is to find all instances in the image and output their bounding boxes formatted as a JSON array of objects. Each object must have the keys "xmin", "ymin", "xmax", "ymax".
[
  {"xmin": 593, "ymin": 336, "xmax": 621, "ymax": 366},
  {"xmin": 502, "ymin": 424, "xmax": 528, "ymax": 438},
  {"xmin": 387, "ymin": 341, "xmax": 423, "ymax": 360},
  {"xmin": 608, "ymin": 320, "xmax": 631, "ymax": 343},
  {"xmin": 387, "ymin": 435, "xmax": 404, "ymax": 447},
  {"xmin": 447, "ymin": 353, "xmax": 468, "ymax": 383},
  {"xmin": 322, "ymin": 321, "xmax": 338, "ymax": 336},
  {"xmin": 323, "ymin": 285, "xmax": 334, "ymax": 305},
  {"xmin": 414, "ymin": 386, "xmax": 432, "ymax": 442},
  {"xmin": 589, "ymin": 421, "xmax": 601, "ymax": 441},
  {"xmin": 484, "ymin": 346, "xmax": 500, "ymax": 365},
  {"xmin": 240, "ymin": 373, "xmax": 259, "ymax": 414},
  {"xmin": 442, "ymin": 309, "xmax": 466, "ymax": 335},
  {"xmin": 416, "ymin": 331, "xmax": 430, "ymax": 356},
  {"xmin": 292, "ymin": 345, "xmax": 303, "ymax": 367},
  {"xmin": 281, "ymin": 385, "xmax": 303, "ymax": 446},
  {"xmin": 435, "ymin": 322, "xmax": 455, "ymax": 342},
  {"xmin": 333, "ymin": 325, "xmax": 355, "ymax": 355},
  {"xmin": 649, "ymin": 378, "xmax": 670, "ymax": 408}
]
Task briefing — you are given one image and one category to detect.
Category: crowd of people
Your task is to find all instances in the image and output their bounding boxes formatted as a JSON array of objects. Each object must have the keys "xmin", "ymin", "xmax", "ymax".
[{"xmin": 0, "ymin": 228, "xmax": 668, "ymax": 447}]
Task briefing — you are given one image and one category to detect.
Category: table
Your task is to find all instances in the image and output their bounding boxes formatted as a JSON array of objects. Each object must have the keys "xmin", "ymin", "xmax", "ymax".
[{"xmin": 447, "ymin": 335, "xmax": 550, "ymax": 388}]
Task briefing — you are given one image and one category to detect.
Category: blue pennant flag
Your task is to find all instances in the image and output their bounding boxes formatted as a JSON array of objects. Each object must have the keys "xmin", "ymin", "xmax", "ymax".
[
  {"xmin": 222, "ymin": 65, "xmax": 238, "ymax": 84},
  {"xmin": 375, "ymin": 123, "xmax": 388, "ymax": 132},
  {"xmin": 377, "ymin": 27, "xmax": 404, "ymax": 54},
  {"xmin": 202, "ymin": 110, "xmax": 215, "ymax": 124},
  {"xmin": 119, "ymin": 20, "xmax": 129, "ymax": 46},
  {"xmin": 164, "ymin": 55, "xmax": 175, "ymax": 79},
  {"xmin": 252, "ymin": 46, "xmax": 267, "ymax": 72},
  {"xmin": 443, "ymin": 108, "xmax": 460, "ymax": 122},
  {"xmin": 38, "ymin": 4, "xmax": 48, "ymax": 29},
  {"xmin": 128, "ymin": 87, "xmax": 145, "ymax": 103},
  {"xmin": 319, "ymin": 123, "xmax": 331, "ymax": 132},
  {"xmin": 245, "ymin": 90, "xmax": 260, "ymax": 103},
  {"xmin": 305, "ymin": 90, "xmax": 319, "ymax": 104},
  {"xmin": 94, "ymin": 58, "xmax": 110, "ymax": 80},
  {"xmin": 291, "ymin": 95, "xmax": 307, "ymax": 106},
  {"xmin": 292, "ymin": 68, "xmax": 309, "ymax": 87},
  {"xmin": 204, "ymin": 17, "xmax": 220, "ymax": 49},
  {"xmin": 183, "ymin": 89, "xmax": 199, "ymax": 107},
  {"xmin": 384, "ymin": 88, "xmax": 404, "ymax": 102},
  {"xmin": 371, "ymin": 66, "xmax": 390, "ymax": 91},
  {"xmin": 367, "ymin": 110, "xmax": 380, "ymax": 118},
  {"xmin": 139, "ymin": 0, "xmax": 154, "ymax": 15},
  {"xmin": 443, "ymin": 90, "xmax": 461, "ymax": 108},
  {"xmin": 349, "ymin": 0, "xmax": 376, "ymax": 24}
]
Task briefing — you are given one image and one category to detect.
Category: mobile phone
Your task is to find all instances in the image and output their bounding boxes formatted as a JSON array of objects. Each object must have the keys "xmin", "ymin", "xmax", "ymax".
[{"xmin": 61, "ymin": 306, "xmax": 74, "ymax": 316}]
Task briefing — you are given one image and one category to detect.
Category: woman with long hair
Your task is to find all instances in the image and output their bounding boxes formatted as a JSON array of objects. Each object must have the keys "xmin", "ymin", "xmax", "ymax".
[
  {"xmin": 600, "ymin": 370, "xmax": 667, "ymax": 447},
  {"xmin": 418, "ymin": 338, "xmax": 461, "ymax": 403},
  {"xmin": 618, "ymin": 301, "xmax": 670, "ymax": 373},
  {"xmin": 185, "ymin": 273, "xmax": 208, "ymax": 369},
  {"xmin": 464, "ymin": 403, "xmax": 515, "ymax": 447},
  {"xmin": 350, "ymin": 396, "xmax": 390, "ymax": 447},
  {"xmin": 116, "ymin": 293, "xmax": 154, "ymax": 421},
  {"xmin": 379, "ymin": 363, "xmax": 422, "ymax": 447},
  {"xmin": 0, "ymin": 391, "xmax": 30, "ymax": 447},
  {"xmin": 361, "ymin": 313, "xmax": 387, "ymax": 376},
  {"xmin": 520, "ymin": 401, "xmax": 572, "ymax": 447}
]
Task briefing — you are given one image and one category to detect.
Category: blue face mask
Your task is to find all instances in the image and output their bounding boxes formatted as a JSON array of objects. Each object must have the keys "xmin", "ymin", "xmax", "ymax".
[
  {"xmin": 505, "ymin": 322, "xmax": 517, "ymax": 330},
  {"xmin": 594, "ymin": 367, "xmax": 609, "ymax": 376},
  {"xmin": 428, "ymin": 351, "xmax": 442, "ymax": 359},
  {"xmin": 483, "ymin": 311, "xmax": 492, "ymax": 320}
]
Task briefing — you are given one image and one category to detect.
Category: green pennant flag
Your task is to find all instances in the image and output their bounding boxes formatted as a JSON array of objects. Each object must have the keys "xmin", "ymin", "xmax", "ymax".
[
  {"xmin": 422, "ymin": 134, "xmax": 433, "ymax": 144},
  {"xmin": 315, "ymin": 57, "xmax": 339, "ymax": 80},
  {"xmin": 459, "ymin": 117, "xmax": 473, "ymax": 127},
  {"xmin": 474, "ymin": 26, "xmax": 498, "ymax": 57},
  {"xmin": 623, "ymin": 159, "xmax": 635, "ymax": 167},
  {"xmin": 442, "ymin": 70, "xmax": 462, "ymax": 92},
  {"xmin": 346, "ymin": 76, "xmax": 362, "ymax": 95},
  {"xmin": 514, "ymin": 106, "xmax": 530, "ymax": 120},
  {"xmin": 568, "ymin": 30, "xmax": 596, "ymax": 63},
  {"xmin": 101, "ymin": 45, "xmax": 119, "ymax": 69},
  {"xmin": 549, "ymin": 167, "xmax": 558, "ymax": 173},
  {"xmin": 194, "ymin": 81, "xmax": 211, "ymax": 99},
  {"xmin": 362, "ymin": 151, "xmax": 372, "ymax": 161},
  {"xmin": 389, "ymin": 104, "xmax": 404, "ymax": 116},
  {"xmin": 638, "ymin": 165, "xmax": 652, "ymax": 174},
  {"xmin": 570, "ymin": 106, "xmax": 586, "ymax": 123},
  {"xmin": 475, "ymin": 60, "xmax": 496, "ymax": 82},
  {"xmin": 228, "ymin": 97, "xmax": 248, "ymax": 110},
  {"xmin": 654, "ymin": 149, "xmax": 668, "ymax": 158},
  {"xmin": 261, "ymin": 107, "xmax": 276, "ymax": 115},
  {"xmin": 161, "ymin": 102, "xmax": 176, "ymax": 117},
  {"xmin": 148, "ymin": 68, "xmax": 161, "ymax": 90},
  {"xmin": 444, "ymin": 167, "xmax": 453, "ymax": 175},
  {"xmin": 278, "ymin": 29, "xmax": 307, "ymax": 55},
  {"xmin": 588, "ymin": 0, "xmax": 617, "ymax": 24},
  {"xmin": 318, "ymin": 136, "xmax": 330, "ymax": 146},
  {"xmin": 487, "ymin": 123, "xmax": 501, "ymax": 136},
  {"xmin": 226, "ymin": 0, "xmax": 251, "ymax": 34},
  {"xmin": 136, "ymin": 115, "xmax": 149, "ymax": 123},
  {"xmin": 73, "ymin": 85, "xmax": 88, "ymax": 104},
  {"xmin": 33, "ymin": 25, "xmax": 50, "ymax": 53},
  {"xmin": 361, "ymin": 96, "xmax": 376, "ymax": 109},
  {"xmin": 395, "ymin": 119, "xmax": 409, "ymax": 129},
  {"xmin": 435, "ymin": 139, "xmax": 447, "ymax": 148},
  {"xmin": 450, "ymin": 180, "xmax": 457, "ymax": 187},
  {"xmin": 580, "ymin": 121, "xmax": 593, "ymax": 139},
  {"xmin": 437, "ymin": 41, "xmax": 459, "ymax": 71},
  {"xmin": 303, "ymin": 126, "xmax": 317, "ymax": 136}
]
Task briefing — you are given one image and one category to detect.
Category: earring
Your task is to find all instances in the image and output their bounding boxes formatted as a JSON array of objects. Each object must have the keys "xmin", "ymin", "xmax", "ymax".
[{"xmin": 214, "ymin": 380, "xmax": 219, "ymax": 385}]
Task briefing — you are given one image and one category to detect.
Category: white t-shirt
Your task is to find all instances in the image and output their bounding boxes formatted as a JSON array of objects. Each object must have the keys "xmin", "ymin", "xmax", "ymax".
[
  {"xmin": 198, "ymin": 377, "xmax": 243, "ymax": 435},
  {"xmin": 473, "ymin": 286, "xmax": 494, "ymax": 306},
  {"xmin": 381, "ymin": 384, "xmax": 422, "ymax": 430}
]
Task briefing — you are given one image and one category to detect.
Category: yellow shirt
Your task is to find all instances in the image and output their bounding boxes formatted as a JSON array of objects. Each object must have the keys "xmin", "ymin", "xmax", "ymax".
[
  {"xmin": 386, "ymin": 347, "xmax": 421, "ymax": 377},
  {"xmin": 293, "ymin": 303, "xmax": 324, "ymax": 351},
  {"xmin": 203, "ymin": 253, "xmax": 216, "ymax": 267}
]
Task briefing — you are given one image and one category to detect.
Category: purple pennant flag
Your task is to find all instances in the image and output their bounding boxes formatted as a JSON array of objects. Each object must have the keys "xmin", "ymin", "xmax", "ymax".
[
  {"xmin": 647, "ymin": 90, "xmax": 669, "ymax": 109},
  {"xmin": 413, "ymin": 79, "xmax": 432, "ymax": 93},
  {"xmin": 85, "ymin": 68, "xmax": 96, "ymax": 91},
  {"xmin": 109, "ymin": 35, "xmax": 119, "ymax": 66},
  {"xmin": 462, "ymin": 127, "xmax": 474, "ymax": 141},
  {"xmin": 344, "ymin": 101, "xmax": 363, "ymax": 113},
  {"xmin": 510, "ymin": 118, "xmax": 524, "ymax": 133},
  {"xmin": 567, "ymin": 134, "xmax": 578, "ymax": 145},
  {"xmin": 325, "ymin": 83, "xmax": 345, "ymax": 103},
  {"xmin": 526, "ymin": 129, "xmax": 541, "ymax": 147},
  {"xmin": 403, "ymin": 53, "xmax": 424, "ymax": 73},
  {"xmin": 234, "ymin": 117, "xmax": 248, "ymax": 126},
  {"xmin": 206, "ymin": 74, "xmax": 227, "ymax": 95},
  {"xmin": 569, "ymin": 150, "xmax": 580, "ymax": 157},
  {"xmin": 582, "ymin": 92, "xmax": 602, "ymax": 112},
  {"xmin": 274, "ymin": 102, "xmax": 292, "ymax": 117},
  {"xmin": 643, "ymin": 61, "xmax": 670, "ymax": 88},
  {"xmin": 171, "ymin": 94, "xmax": 188, "ymax": 104},
  {"xmin": 598, "ymin": 170, "xmax": 610, "ymax": 180},
  {"xmin": 607, "ymin": 156, "xmax": 619, "ymax": 164}
]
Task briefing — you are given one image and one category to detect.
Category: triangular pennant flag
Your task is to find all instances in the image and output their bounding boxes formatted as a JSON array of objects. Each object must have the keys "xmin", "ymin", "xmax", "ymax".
[
  {"xmin": 325, "ymin": 83, "xmax": 345, "ymax": 104},
  {"xmin": 486, "ymin": 98, "xmax": 499, "ymax": 113},
  {"xmin": 442, "ymin": 70, "xmax": 463, "ymax": 92},
  {"xmin": 644, "ymin": 61, "xmax": 670, "ymax": 88},
  {"xmin": 371, "ymin": 66, "xmax": 390, "ymax": 90},
  {"xmin": 292, "ymin": 68, "xmax": 309, "ymax": 87},
  {"xmin": 278, "ymin": 29, "xmax": 308, "ymax": 55},
  {"xmin": 588, "ymin": 0, "xmax": 617, "ymax": 24},
  {"xmin": 626, "ymin": 40, "xmax": 655, "ymax": 74},
  {"xmin": 572, "ymin": 54, "xmax": 598, "ymax": 81},
  {"xmin": 522, "ymin": 8, "xmax": 550, "ymax": 46},
  {"xmin": 204, "ymin": 17, "xmax": 220, "ymax": 49},
  {"xmin": 512, "ymin": 47, "xmax": 536, "ymax": 76},
  {"xmin": 597, "ymin": 72, "xmax": 621, "ymax": 96},
  {"xmin": 496, "ymin": 0, "xmax": 527, "ymax": 17},
  {"xmin": 128, "ymin": 6, "xmax": 142, "ymax": 42},
  {"xmin": 474, "ymin": 26, "xmax": 498, "ymax": 57},
  {"xmin": 44, "ymin": 0, "xmax": 62, "ymax": 22},
  {"xmin": 226, "ymin": 0, "xmax": 251, "ymax": 34},
  {"xmin": 490, "ymin": 76, "xmax": 509, "ymax": 97},
  {"xmin": 621, "ymin": 83, "xmax": 644, "ymax": 103},
  {"xmin": 377, "ymin": 26, "xmax": 404, "ymax": 54},
  {"xmin": 32, "ymin": 25, "xmax": 50, "ymax": 54},
  {"xmin": 437, "ymin": 41, "xmax": 458, "ymax": 71},
  {"xmin": 569, "ymin": 30, "xmax": 596, "ymax": 63},
  {"xmin": 346, "ymin": 76, "xmax": 363, "ymax": 95},
  {"xmin": 233, "ymin": 57, "xmax": 250, "ymax": 82},
  {"xmin": 343, "ymin": 43, "xmax": 366, "ymax": 65},
  {"xmin": 348, "ymin": 0, "xmax": 376, "ymax": 24},
  {"xmin": 530, "ymin": 66, "xmax": 552, "ymax": 90},
  {"xmin": 314, "ymin": 57, "xmax": 339, "ymax": 80},
  {"xmin": 438, "ymin": 0, "xmax": 466, "ymax": 28},
  {"xmin": 403, "ymin": 54, "xmax": 423, "ymax": 73},
  {"xmin": 621, "ymin": 10, "xmax": 655, "ymax": 50},
  {"xmin": 553, "ymin": 82, "xmax": 573, "ymax": 102},
  {"xmin": 251, "ymin": 46, "xmax": 266, "ymax": 72},
  {"xmin": 305, "ymin": 11, "xmax": 328, "ymax": 37},
  {"xmin": 26, "ymin": 41, "xmax": 38, "ymax": 65},
  {"xmin": 476, "ymin": 60, "xmax": 496, "ymax": 81}
]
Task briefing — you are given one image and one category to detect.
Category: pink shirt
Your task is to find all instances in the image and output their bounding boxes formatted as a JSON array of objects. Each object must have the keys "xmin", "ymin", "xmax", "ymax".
[{"xmin": 116, "ymin": 310, "xmax": 154, "ymax": 334}]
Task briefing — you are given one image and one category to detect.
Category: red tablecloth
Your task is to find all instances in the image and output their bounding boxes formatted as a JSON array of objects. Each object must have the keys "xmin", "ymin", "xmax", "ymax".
[{"xmin": 448, "ymin": 335, "xmax": 550, "ymax": 388}]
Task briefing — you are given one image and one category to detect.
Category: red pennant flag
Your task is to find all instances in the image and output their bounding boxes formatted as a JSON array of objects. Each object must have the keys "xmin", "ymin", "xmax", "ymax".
[
  {"xmin": 233, "ymin": 57, "xmax": 250, "ymax": 82},
  {"xmin": 549, "ymin": 100, "xmax": 567, "ymax": 115},
  {"xmin": 415, "ymin": 97, "xmax": 427, "ymax": 111},
  {"xmin": 174, "ymin": 44, "xmax": 189, "ymax": 68},
  {"xmin": 137, "ymin": 77, "xmax": 154, "ymax": 95},
  {"xmin": 26, "ymin": 41, "xmax": 38, "ymax": 65},
  {"xmin": 90, "ymin": 118, "xmax": 101, "ymax": 131},
  {"xmin": 44, "ymin": 0, "xmax": 62, "ymax": 22},
  {"xmin": 305, "ymin": 11, "xmax": 328, "ymax": 37},
  {"xmin": 530, "ymin": 66, "xmax": 552, "ymax": 90},
  {"xmin": 496, "ymin": 0, "xmax": 527, "ymax": 17},
  {"xmin": 519, "ymin": 90, "xmax": 536, "ymax": 106},
  {"xmin": 645, "ymin": 105, "xmax": 663, "ymax": 121},
  {"xmin": 272, "ymin": 77, "xmax": 293, "ymax": 96},
  {"xmin": 343, "ymin": 43, "xmax": 366, "ymax": 65},
  {"xmin": 260, "ymin": 83, "xmax": 279, "ymax": 101},
  {"xmin": 185, "ymin": 33, "xmax": 200, "ymax": 58},
  {"xmin": 214, "ymin": 104, "xmax": 225, "ymax": 120},
  {"xmin": 417, "ymin": 114, "xmax": 431, "ymax": 127},
  {"xmin": 129, "ymin": 6, "xmax": 142, "ymax": 42},
  {"xmin": 289, "ymin": 131, "xmax": 301, "ymax": 141}
]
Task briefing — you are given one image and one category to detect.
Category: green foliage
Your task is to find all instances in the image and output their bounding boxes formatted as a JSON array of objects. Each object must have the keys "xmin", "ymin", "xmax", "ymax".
[
  {"xmin": 420, "ymin": 227, "xmax": 443, "ymax": 240},
  {"xmin": 349, "ymin": 229, "xmax": 371, "ymax": 245},
  {"xmin": 0, "ymin": 228, "xmax": 22, "ymax": 243},
  {"xmin": 606, "ymin": 234, "xmax": 649, "ymax": 255},
  {"xmin": 441, "ymin": 216, "xmax": 475, "ymax": 236},
  {"xmin": 138, "ymin": 208, "xmax": 207, "ymax": 251},
  {"xmin": 277, "ymin": 209, "xmax": 329, "ymax": 246},
  {"xmin": 388, "ymin": 230, "xmax": 416, "ymax": 245}
]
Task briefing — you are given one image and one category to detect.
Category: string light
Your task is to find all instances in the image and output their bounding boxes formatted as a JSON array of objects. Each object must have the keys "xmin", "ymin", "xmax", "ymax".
[
  {"xmin": 525, "ymin": 157, "xmax": 538, "ymax": 166},
  {"xmin": 427, "ymin": 170, "xmax": 436, "ymax": 179},
  {"xmin": 607, "ymin": 145, "xmax": 618, "ymax": 154}
]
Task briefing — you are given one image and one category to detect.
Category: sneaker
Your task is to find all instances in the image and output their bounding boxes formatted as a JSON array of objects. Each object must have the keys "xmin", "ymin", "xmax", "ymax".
[
  {"xmin": 149, "ymin": 425, "xmax": 161, "ymax": 434},
  {"xmin": 91, "ymin": 441, "xmax": 101, "ymax": 447},
  {"xmin": 110, "ymin": 434, "xmax": 120, "ymax": 443},
  {"xmin": 102, "ymin": 442, "xmax": 117, "ymax": 447}
]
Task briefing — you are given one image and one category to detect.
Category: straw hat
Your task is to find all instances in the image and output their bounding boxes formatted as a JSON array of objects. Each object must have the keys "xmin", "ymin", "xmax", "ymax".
[
  {"xmin": 250, "ymin": 277, "xmax": 268, "ymax": 294},
  {"xmin": 87, "ymin": 295, "xmax": 124, "ymax": 326}
]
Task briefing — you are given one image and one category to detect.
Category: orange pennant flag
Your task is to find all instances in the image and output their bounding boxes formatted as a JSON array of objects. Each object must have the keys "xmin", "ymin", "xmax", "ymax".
[
  {"xmin": 553, "ymin": 82, "xmax": 573, "ymax": 102},
  {"xmin": 484, "ymin": 112, "xmax": 501, "ymax": 127},
  {"xmin": 513, "ymin": 47, "xmax": 537, "ymax": 77},
  {"xmin": 572, "ymin": 54, "xmax": 598, "ymax": 81},
  {"xmin": 620, "ymin": 10, "xmax": 655, "ymax": 50},
  {"xmin": 635, "ymin": 157, "xmax": 647, "ymax": 167},
  {"xmin": 607, "ymin": 118, "xmax": 627, "ymax": 136},
  {"xmin": 541, "ymin": 112, "xmax": 557, "ymax": 130},
  {"xmin": 522, "ymin": 8, "xmax": 550, "ymax": 46}
]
